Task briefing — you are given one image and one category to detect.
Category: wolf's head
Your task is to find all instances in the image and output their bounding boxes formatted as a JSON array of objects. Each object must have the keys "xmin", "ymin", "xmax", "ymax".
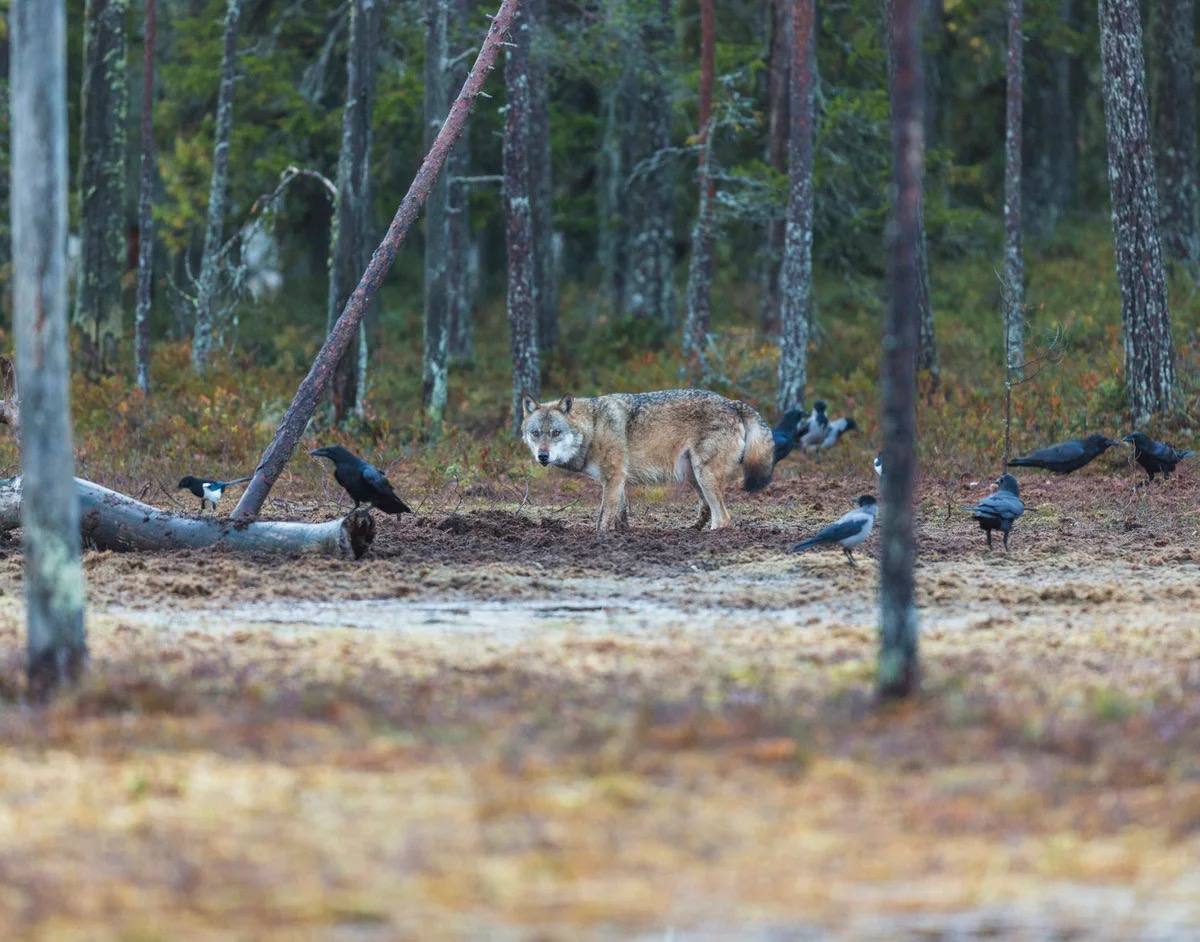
[{"xmin": 521, "ymin": 394, "xmax": 587, "ymax": 469}]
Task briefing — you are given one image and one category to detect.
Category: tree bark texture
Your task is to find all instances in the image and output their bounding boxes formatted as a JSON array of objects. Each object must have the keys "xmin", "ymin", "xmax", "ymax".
[
  {"xmin": 878, "ymin": 0, "xmax": 922, "ymax": 700},
  {"xmin": 504, "ymin": 0, "xmax": 541, "ymax": 433},
  {"xmin": 192, "ymin": 0, "xmax": 242, "ymax": 372},
  {"xmin": 529, "ymin": 0, "xmax": 558, "ymax": 350},
  {"xmin": 683, "ymin": 0, "xmax": 716, "ymax": 362},
  {"xmin": 232, "ymin": 0, "xmax": 520, "ymax": 521},
  {"xmin": 760, "ymin": 0, "xmax": 791, "ymax": 334},
  {"xmin": 776, "ymin": 0, "xmax": 814, "ymax": 413},
  {"xmin": 75, "ymin": 0, "xmax": 128, "ymax": 375},
  {"xmin": 1098, "ymin": 0, "xmax": 1176, "ymax": 423},
  {"xmin": 1024, "ymin": 0, "xmax": 1077, "ymax": 236},
  {"xmin": 423, "ymin": 0, "xmax": 452, "ymax": 434},
  {"xmin": 446, "ymin": 0, "xmax": 476, "ymax": 364},
  {"xmin": 135, "ymin": 0, "xmax": 157, "ymax": 394},
  {"xmin": 1003, "ymin": 0, "xmax": 1024, "ymax": 377},
  {"xmin": 1150, "ymin": 0, "xmax": 1199, "ymax": 268},
  {"xmin": 11, "ymin": 0, "xmax": 88, "ymax": 701},
  {"xmin": 330, "ymin": 0, "xmax": 380, "ymax": 423}
]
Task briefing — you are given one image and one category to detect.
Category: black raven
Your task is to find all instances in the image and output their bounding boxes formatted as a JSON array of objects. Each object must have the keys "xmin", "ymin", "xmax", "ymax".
[
  {"xmin": 1123, "ymin": 432, "xmax": 1196, "ymax": 482},
  {"xmin": 1007, "ymin": 434, "xmax": 1119, "ymax": 474},
  {"xmin": 771, "ymin": 407, "xmax": 808, "ymax": 464},
  {"xmin": 310, "ymin": 446, "xmax": 412, "ymax": 514},
  {"xmin": 817, "ymin": 416, "xmax": 857, "ymax": 450},
  {"xmin": 177, "ymin": 475, "xmax": 250, "ymax": 513},
  {"xmin": 792, "ymin": 495, "xmax": 878, "ymax": 566},
  {"xmin": 798, "ymin": 400, "xmax": 830, "ymax": 449},
  {"xmin": 970, "ymin": 473, "xmax": 1025, "ymax": 551}
]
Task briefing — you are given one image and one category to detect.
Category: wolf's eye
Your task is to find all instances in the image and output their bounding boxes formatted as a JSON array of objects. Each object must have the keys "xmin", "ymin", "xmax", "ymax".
[{"xmin": 551, "ymin": 430, "xmax": 561, "ymax": 439}]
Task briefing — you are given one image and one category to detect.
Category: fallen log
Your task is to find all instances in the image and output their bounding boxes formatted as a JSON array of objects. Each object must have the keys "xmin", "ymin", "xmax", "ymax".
[{"xmin": 0, "ymin": 477, "xmax": 375, "ymax": 558}]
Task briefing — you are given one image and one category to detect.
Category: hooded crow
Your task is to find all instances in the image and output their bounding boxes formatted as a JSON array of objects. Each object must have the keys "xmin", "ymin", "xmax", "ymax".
[
  {"xmin": 792, "ymin": 495, "xmax": 878, "ymax": 566},
  {"xmin": 771, "ymin": 407, "xmax": 808, "ymax": 464},
  {"xmin": 1007, "ymin": 434, "xmax": 1120, "ymax": 474},
  {"xmin": 310, "ymin": 446, "xmax": 412, "ymax": 515},
  {"xmin": 798, "ymin": 400, "xmax": 830, "ymax": 450},
  {"xmin": 873, "ymin": 454, "xmax": 883, "ymax": 477},
  {"xmin": 178, "ymin": 475, "xmax": 250, "ymax": 513},
  {"xmin": 1123, "ymin": 432, "xmax": 1196, "ymax": 482},
  {"xmin": 818, "ymin": 416, "xmax": 857, "ymax": 450},
  {"xmin": 970, "ymin": 473, "xmax": 1024, "ymax": 551}
]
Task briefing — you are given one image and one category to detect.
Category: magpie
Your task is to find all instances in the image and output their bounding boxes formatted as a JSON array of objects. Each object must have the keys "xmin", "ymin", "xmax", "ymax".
[
  {"xmin": 817, "ymin": 416, "xmax": 857, "ymax": 450},
  {"xmin": 798, "ymin": 400, "xmax": 830, "ymax": 450},
  {"xmin": 970, "ymin": 473, "xmax": 1024, "ymax": 551},
  {"xmin": 792, "ymin": 495, "xmax": 878, "ymax": 566},
  {"xmin": 177, "ymin": 475, "xmax": 250, "ymax": 513},
  {"xmin": 1007, "ymin": 434, "xmax": 1120, "ymax": 475},
  {"xmin": 1123, "ymin": 432, "xmax": 1195, "ymax": 482},
  {"xmin": 873, "ymin": 454, "xmax": 883, "ymax": 477},
  {"xmin": 310, "ymin": 445, "xmax": 412, "ymax": 514},
  {"xmin": 771, "ymin": 407, "xmax": 809, "ymax": 464}
]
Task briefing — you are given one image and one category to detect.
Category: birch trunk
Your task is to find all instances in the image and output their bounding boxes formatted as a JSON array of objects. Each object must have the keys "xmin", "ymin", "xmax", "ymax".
[
  {"xmin": 1003, "ymin": 0, "xmax": 1024, "ymax": 377},
  {"xmin": 75, "ymin": 0, "xmax": 128, "ymax": 376},
  {"xmin": 134, "ymin": 0, "xmax": 157, "ymax": 394},
  {"xmin": 1098, "ymin": 0, "xmax": 1176, "ymax": 423},
  {"xmin": 11, "ymin": 0, "xmax": 88, "ymax": 700},
  {"xmin": 682, "ymin": 0, "xmax": 716, "ymax": 363},
  {"xmin": 422, "ymin": 0, "xmax": 451, "ymax": 434},
  {"xmin": 1150, "ymin": 0, "xmax": 1199, "ymax": 269}
]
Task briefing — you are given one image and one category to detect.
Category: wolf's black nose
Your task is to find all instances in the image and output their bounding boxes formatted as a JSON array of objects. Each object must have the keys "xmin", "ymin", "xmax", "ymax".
[{"xmin": 538, "ymin": 452, "xmax": 550, "ymax": 466}]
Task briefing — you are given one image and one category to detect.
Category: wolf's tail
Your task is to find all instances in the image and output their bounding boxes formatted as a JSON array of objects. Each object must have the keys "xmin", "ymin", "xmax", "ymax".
[{"xmin": 737, "ymin": 405, "xmax": 775, "ymax": 493}]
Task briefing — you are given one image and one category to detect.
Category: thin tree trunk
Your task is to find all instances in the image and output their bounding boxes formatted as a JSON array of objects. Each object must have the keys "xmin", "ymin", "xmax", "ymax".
[
  {"xmin": 330, "ymin": 0, "xmax": 380, "ymax": 423},
  {"xmin": 760, "ymin": 0, "xmax": 790, "ymax": 335},
  {"xmin": 683, "ymin": 0, "xmax": 716, "ymax": 363},
  {"xmin": 192, "ymin": 0, "xmax": 242, "ymax": 372},
  {"xmin": 504, "ymin": 0, "xmax": 541, "ymax": 432},
  {"xmin": 776, "ymin": 0, "xmax": 814, "ymax": 413},
  {"xmin": 11, "ymin": 0, "xmax": 87, "ymax": 701},
  {"xmin": 1150, "ymin": 0, "xmax": 1199, "ymax": 269},
  {"xmin": 920, "ymin": 0, "xmax": 943, "ymax": 151},
  {"xmin": 1098, "ymin": 0, "xmax": 1176, "ymax": 423},
  {"xmin": 878, "ymin": 0, "xmax": 922, "ymax": 700},
  {"xmin": 446, "ymin": 0, "xmax": 475, "ymax": 365},
  {"xmin": 1024, "ymin": 0, "xmax": 1077, "ymax": 237},
  {"xmin": 135, "ymin": 0, "xmax": 157, "ymax": 394},
  {"xmin": 232, "ymin": 0, "xmax": 520, "ymax": 522},
  {"xmin": 1003, "ymin": 0, "xmax": 1024, "ymax": 377},
  {"xmin": 75, "ymin": 0, "xmax": 128, "ymax": 375},
  {"xmin": 422, "ymin": 0, "xmax": 451, "ymax": 434},
  {"xmin": 597, "ymin": 75, "xmax": 627, "ymax": 313},
  {"xmin": 529, "ymin": 0, "xmax": 558, "ymax": 350}
]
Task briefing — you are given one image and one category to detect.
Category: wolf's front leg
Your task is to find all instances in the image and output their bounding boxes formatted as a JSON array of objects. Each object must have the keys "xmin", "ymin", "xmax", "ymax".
[{"xmin": 596, "ymin": 475, "xmax": 629, "ymax": 533}]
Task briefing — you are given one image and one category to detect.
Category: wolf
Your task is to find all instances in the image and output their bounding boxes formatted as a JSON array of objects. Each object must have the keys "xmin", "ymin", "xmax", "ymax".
[{"xmin": 520, "ymin": 389, "xmax": 775, "ymax": 532}]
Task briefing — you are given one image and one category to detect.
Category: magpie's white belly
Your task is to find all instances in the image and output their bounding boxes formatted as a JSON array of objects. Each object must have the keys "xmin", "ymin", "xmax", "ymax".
[{"xmin": 202, "ymin": 484, "xmax": 222, "ymax": 505}]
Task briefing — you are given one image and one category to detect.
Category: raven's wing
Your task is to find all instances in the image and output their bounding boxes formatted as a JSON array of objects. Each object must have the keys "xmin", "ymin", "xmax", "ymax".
[
  {"xmin": 1013, "ymin": 439, "xmax": 1085, "ymax": 465},
  {"xmin": 972, "ymin": 492, "xmax": 1024, "ymax": 521},
  {"xmin": 363, "ymin": 463, "xmax": 412, "ymax": 514}
]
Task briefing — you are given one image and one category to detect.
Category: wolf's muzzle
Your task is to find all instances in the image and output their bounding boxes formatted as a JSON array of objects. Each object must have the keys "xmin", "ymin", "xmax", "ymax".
[{"xmin": 537, "ymin": 452, "xmax": 550, "ymax": 466}]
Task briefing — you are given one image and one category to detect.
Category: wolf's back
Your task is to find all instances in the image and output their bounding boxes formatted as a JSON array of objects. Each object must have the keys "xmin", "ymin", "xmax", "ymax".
[{"xmin": 735, "ymin": 403, "xmax": 775, "ymax": 492}]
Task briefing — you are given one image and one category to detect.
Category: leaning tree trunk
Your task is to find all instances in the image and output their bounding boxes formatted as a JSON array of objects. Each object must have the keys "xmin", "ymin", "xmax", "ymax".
[
  {"xmin": 759, "ymin": 0, "xmax": 791, "ymax": 335},
  {"xmin": 529, "ymin": 0, "xmax": 558, "ymax": 351},
  {"xmin": 1098, "ymin": 0, "xmax": 1176, "ymax": 423},
  {"xmin": 75, "ymin": 0, "xmax": 128, "ymax": 376},
  {"xmin": 1002, "ymin": 0, "xmax": 1024, "ymax": 377},
  {"xmin": 192, "ymin": 0, "xmax": 242, "ymax": 372},
  {"xmin": 682, "ymin": 0, "xmax": 716, "ymax": 364},
  {"xmin": 1150, "ymin": 0, "xmax": 1199, "ymax": 270},
  {"xmin": 1024, "ymin": 0, "xmax": 1077, "ymax": 237},
  {"xmin": 135, "ymin": 0, "xmax": 157, "ymax": 394},
  {"xmin": 446, "ymin": 0, "xmax": 475, "ymax": 365},
  {"xmin": 232, "ymin": 0, "xmax": 520, "ymax": 521},
  {"xmin": 504, "ymin": 0, "xmax": 541, "ymax": 433},
  {"xmin": 422, "ymin": 0, "xmax": 452, "ymax": 435},
  {"xmin": 330, "ymin": 0, "xmax": 380, "ymax": 423},
  {"xmin": 776, "ymin": 0, "xmax": 815, "ymax": 413},
  {"xmin": 11, "ymin": 0, "xmax": 88, "ymax": 701},
  {"xmin": 878, "ymin": 0, "xmax": 922, "ymax": 700},
  {"xmin": 883, "ymin": 0, "xmax": 938, "ymax": 383}
]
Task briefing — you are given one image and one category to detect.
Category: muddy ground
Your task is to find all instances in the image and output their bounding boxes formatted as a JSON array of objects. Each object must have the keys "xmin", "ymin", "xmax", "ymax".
[{"xmin": 0, "ymin": 462, "xmax": 1198, "ymax": 940}]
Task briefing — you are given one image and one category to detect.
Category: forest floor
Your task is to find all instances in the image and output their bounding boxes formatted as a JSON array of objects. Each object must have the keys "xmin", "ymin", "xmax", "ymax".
[{"xmin": 0, "ymin": 457, "xmax": 1198, "ymax": 941}]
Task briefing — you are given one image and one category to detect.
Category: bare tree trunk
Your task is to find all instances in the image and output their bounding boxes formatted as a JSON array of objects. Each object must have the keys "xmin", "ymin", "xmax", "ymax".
[
  {"xmin": 1003, "ymin": 0, "xmax": 1024, "ymax": 377},
  {"xmin": 683, "ymin": 0, "xmax": 716, "ymax": 363},
  {"xmin": 759, "ymin": 0, "xmax": 790, "ymax": 335},
  {"xmin": 1024, "ymin": 0, "xmax": 1077, "ymax": 237},
  {"xmin": 192, "ymin": 0, "xmax": 242, "ymax": 372},
  {"xmin": 776, "ymin": 0, "xmax": 814, "ymax": 413},
  {"xmin": 447, "ymin": 0, "xmax": 475, "ymax": 365},
  {"xmin": 75, "ymin": 0, "xmax": 128, "ymax": 376},
  {"xmin": 597, "ymin": 74, "xmax": 627, "ymax": 313},
  {"xmin": 878, "ymin": 0, "xmax": 922, "ymax": 700},
  {"xmin": 423, "ymin": 0, "xmax": 451, "ymax": 434},
  {"xmin": 232, "ymin": 0, "xmax": 520, "ymax": 521},
  {"xmin": 1098, "ymin": 0, "xmax": 1176, "ymax": 423},
  {"xmin": 11, "ymin": 0, "xmax": 87, "ymax": 701},
  {"xmin": 330, "ymin": 0, "xmax": 380, "ymax": 423},
  {"xmin": 920, "ymin": 0, "xmax": 944, "ymax": 150},
  {"xmin": 135, "ymin": 0, "xmax": 157, "ymax": 394},
  {"xmin": 504, "ymin": 0, "xmax": 541, "ymax": 432},
  {"xmin": 529, "ymin": 0, "xmax": 558, "ymax": 351},
  {"xmin": 1150, "ymin": 0, "xmax": 1199, "ymax": 269}
]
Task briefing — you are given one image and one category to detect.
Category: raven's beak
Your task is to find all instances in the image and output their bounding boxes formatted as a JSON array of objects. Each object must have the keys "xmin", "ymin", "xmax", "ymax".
[{"xmin": 309, "ymin": 449, "xmax": 323, "ymax": 457}]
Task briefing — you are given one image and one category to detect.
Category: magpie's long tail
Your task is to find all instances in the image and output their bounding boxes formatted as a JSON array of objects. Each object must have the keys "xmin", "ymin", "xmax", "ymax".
[{"xmin": 221, "ymin": 475, "xmax": 253, "ymax": 486}]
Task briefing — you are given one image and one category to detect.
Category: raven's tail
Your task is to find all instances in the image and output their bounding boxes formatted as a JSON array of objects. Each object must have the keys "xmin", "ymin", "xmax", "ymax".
[
  {"xmin": 375, "ymin": 494, "xmax": 412, "ymax": 515},
  {"xmin": 1006, "ymin": 458, "xmax": 1040, "ymax": 469}
]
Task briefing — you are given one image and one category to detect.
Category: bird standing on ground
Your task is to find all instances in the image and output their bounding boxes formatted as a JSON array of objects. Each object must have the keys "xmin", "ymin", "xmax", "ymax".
[
  {"xmin": 798, "ymin": 401, "xmax": 830, "ymax": 450},
  {"xmin": 1007, "ymin": 434, "xmax": 1120, "ymax": 474},
  {"xmin": 792, "ymin": 495, "xmax": 878, "ymax": 566},
  {"xmin": 818, "ymin": 416, "xmax": 857, "ymax": 450},
  {"xmin": 310, "ymin": 445, "xmax": 412, "ymax": 515},
  {"xmin": 1123, "ymin": 432, "xmax": 1195, "ymax": 482},
  {"xmin": 970, "ymin": 473, "xmax": 1025, "ymax": 551},
  {"xmin": 771, "ymin": 407, "xmax": 808, "ymax": 464},
  {"xmin": 178, "ymin": 475, "xmax": 251, "ymax": 513}
]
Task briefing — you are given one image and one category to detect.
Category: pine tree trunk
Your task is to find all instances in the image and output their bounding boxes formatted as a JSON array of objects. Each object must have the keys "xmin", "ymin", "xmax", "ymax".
[
  {"xmin": 529, "ymin": 0, "xmax": 558, "ymax": 350},
  {"xmin": 232, "ymin": 0, "xmax": 520, "ymax": 522},
  {"xmin": 422, "ymin": 0, "xmax": 451, "ymax": 434},
  {"xmin": 504, "ymin": 0, "xmax": 541, "ymax": 433},
  {"xmin": 446, "ymin": 0, "xmax": 475, "ymax": 365},
  {"xmin": 75, "ymin": 0, "xmax": 128, "ymax": 376},
  {"xmin": 597, "ymin": 72, "xmax": 627, "ymax": 313},
  {"xmin": 1150, "ymin": 0, "xmax": 1199, "ymax": 269},
  {"xmin": 330, "ymin": 0, "xmax": 379, "ymax": 424},
  {"xmin": 11, "ymin": 0, "xmax": 88, "ymax": 701},
  {"xmin": 1098, "ymin": 0, "xmax": 1176, "ymax": 423},
  {"xmin": 776, "ymin": 0, "xmax": 814, "ymax": 413},
  {"xmin": 1024, "ymin": 0, "xmax": 1077, "ymax": 237},
  {"xmin": 878, "ymin": 0, "xmax": 922, "ymax": 701},
  {"xmin": 1003, "ymin": 0, "xmax": 1024, "ymax": 377},
  {"xmin": 759, "ymin": 0, "xmax": 790, "ymax": 335},
  {"xmin": 135, "ymin": 0, "xmax": 157, "ymax": 394},
  {"xmin": 192, "ymin": 0, "xmax": 242, "ymax": 372},
  {"xmin": 920, "ymin": 0, "xmax": 943, "ymax": 150},
  {"xmin": 683, "ymin": 0, "xmax": 716, "ymax": 363}
]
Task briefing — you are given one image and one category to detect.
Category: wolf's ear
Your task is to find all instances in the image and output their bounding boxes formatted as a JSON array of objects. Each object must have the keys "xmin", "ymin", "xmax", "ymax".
[
  {"xmin": 557, "ymin": 394, "xmax": 574, "ymax": 414},
  {"xmin": 521, "ymin": 394, "xmax": 539, "ymax": 416}
]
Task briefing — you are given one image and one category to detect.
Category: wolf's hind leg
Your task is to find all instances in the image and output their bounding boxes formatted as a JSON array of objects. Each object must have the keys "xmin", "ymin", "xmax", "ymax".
[
  {"xmin": 693, "ymin": 463, "xmax": 731, "ymax": 530},
  {"xmin": 692, "ymin": 500, "xmax": 711, "ymax": 530}
]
